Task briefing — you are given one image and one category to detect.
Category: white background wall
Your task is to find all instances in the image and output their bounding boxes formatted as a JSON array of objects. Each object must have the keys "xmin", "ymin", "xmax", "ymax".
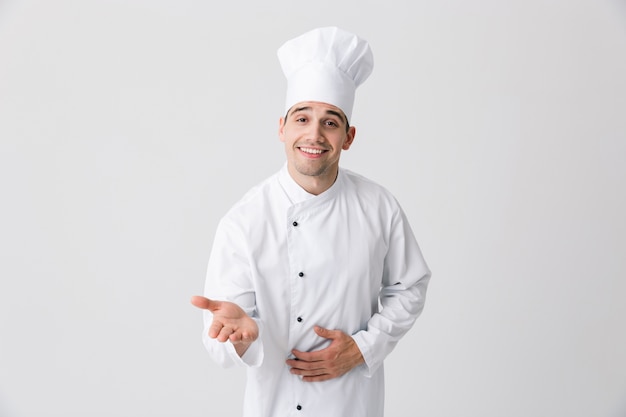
[{"xmin": 1, "ymin": 0, "xmax": 625, "ymax": 416}]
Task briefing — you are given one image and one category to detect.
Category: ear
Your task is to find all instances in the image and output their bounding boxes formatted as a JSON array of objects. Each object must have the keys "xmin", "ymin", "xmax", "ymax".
[
  {"xmin": 278, "ymin": 117, "xmax": 286, "ymax": 143},
  {"xmin": 342, "ymin": 126, "xmax": 356, "ymax": 150}
]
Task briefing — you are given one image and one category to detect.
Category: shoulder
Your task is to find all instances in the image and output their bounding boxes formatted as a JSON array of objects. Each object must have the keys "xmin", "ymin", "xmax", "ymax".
[
  {"xmin": 219, "ymin": 171, "xmax": 282, "ymax": 224},
  {"xmin": 341, "ymin": 168, "xmax": 401, "ymax": 208}
]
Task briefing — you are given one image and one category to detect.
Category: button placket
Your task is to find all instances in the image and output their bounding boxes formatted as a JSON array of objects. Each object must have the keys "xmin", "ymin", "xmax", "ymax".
[{"xmin": 291, "ymin": 217, "xmax": 306, "ymax": 327}]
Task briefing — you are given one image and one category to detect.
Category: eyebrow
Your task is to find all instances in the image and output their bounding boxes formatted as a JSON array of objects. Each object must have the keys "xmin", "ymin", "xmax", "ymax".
[
  {"xmin": 289, "ymin": 106, "xmax": 347, "ymax": 123},
  {"xmin": 326, "ymin": 109, "xmax": 345, "ymax": 121},
  {"xmin": 290, "ymin": 106, "xmax": 312, "ymax": 115}
]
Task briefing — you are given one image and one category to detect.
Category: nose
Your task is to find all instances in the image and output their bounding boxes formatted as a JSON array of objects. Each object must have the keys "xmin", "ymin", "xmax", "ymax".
[{"xmin": 305, "ymin": 120, "xmax": 324, "ymax": 142}]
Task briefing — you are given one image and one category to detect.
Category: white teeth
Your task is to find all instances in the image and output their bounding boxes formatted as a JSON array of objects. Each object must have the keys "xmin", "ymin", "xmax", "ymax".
[{"xmin": 300, "ymin": 147, "xmax": 323, "ymax": 154}]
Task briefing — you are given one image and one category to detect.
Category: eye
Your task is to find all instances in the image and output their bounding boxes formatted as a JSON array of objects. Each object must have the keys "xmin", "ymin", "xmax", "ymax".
[
  {"xmin": 324, "ymin": 120, "xmax": 339, "ymax": 127},
  {"xmin": 295, "ymin": 117, "xmax": 307, "ymax": 123}
]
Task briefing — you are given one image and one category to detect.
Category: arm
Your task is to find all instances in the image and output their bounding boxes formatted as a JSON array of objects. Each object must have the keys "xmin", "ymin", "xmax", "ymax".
[
  {"xmin": 352, "ymin": 206, "xmax": 431, "ymax": 376},
  {"xmin": 196, "ymin": 217, "xmax": 264, "ymax": 367}
]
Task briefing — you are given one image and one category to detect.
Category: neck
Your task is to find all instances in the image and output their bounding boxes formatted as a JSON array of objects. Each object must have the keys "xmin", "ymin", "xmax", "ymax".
[{"xmin": 287, "ymin": 164, "xmax": 339, "ymax": 196}]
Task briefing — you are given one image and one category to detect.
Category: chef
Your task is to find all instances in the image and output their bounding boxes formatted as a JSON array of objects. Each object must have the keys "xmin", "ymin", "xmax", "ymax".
[{"xmin": 191, "ymin": 26, "xmax": 431, "ymax": 417}]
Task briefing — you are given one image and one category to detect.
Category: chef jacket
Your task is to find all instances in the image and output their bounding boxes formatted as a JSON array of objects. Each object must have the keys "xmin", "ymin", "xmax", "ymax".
[{"xmin": 201, "ymin": 163, "xmax": 431, "ymax": 417}]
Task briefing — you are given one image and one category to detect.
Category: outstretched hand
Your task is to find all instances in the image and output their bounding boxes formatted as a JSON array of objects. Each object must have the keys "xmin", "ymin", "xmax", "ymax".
[
  {"xmin": 286, "ymin": 326, "xmax": 365, "ymax": 382},
  {"xmin": 190, "ymin": 295, "xmax": 259, "ymax": 356}
]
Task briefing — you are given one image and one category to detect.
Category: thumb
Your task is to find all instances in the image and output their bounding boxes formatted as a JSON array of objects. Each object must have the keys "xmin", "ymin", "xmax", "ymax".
[
  {"xmin": 190, "ymin": 295, "xmax": 220, "ymax": 311},
  {"xmin": 314, "ymin": 325, "xmax": 338, "ymax": 339}
]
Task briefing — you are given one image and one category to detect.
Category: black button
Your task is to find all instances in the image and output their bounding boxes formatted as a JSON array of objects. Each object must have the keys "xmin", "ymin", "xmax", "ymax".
[
  {"xmin": 296, "ymin": 405, "xmax": 302, "ymax": 411},
  {"xmin": 292, "ymin": 221, "xmax": 298, "ymax": 227},
  {"xmin": 297, "ymin": 317, "xmax": 302, "ymax": 322},
  {"xmin": 298, "ymin": 272, "xmax": 304, "ymax": 277}
]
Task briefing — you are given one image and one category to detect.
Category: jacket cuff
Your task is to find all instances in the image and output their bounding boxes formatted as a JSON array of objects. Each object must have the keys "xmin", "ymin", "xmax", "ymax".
[{"xmin": 351, "ymin": 330, "xmax": 382, "ymax": 377}]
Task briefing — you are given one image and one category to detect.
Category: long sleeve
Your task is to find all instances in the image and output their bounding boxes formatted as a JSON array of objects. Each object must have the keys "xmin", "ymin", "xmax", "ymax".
[
  {"xmin": 201, "ymin": 216, "xmax": 264, "ymax": 368},
  {"xmin": 352, "ymin": 204, "xmax": 431, "ymax": 376}
]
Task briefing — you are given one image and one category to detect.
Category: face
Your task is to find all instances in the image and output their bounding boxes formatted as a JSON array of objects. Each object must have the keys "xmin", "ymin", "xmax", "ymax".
[{"xmin": 279, "ymin": 101, "xmax": 356, "ymax": 188}]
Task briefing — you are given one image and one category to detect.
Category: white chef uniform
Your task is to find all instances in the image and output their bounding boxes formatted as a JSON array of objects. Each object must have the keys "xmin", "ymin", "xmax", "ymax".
[{"xmin": 201, "ymin": 163, "xmax": 431, "ymax": 417}]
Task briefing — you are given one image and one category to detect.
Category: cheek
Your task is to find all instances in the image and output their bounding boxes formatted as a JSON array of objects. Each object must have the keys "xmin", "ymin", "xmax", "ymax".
[{"xmin": 282, "ymin": 135, "xmax": 296, "ymax": 146}]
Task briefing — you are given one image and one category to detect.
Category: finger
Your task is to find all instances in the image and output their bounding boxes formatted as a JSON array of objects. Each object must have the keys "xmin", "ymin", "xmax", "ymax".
[
  {"xmin": 302, "ymin": 373, "xmax": 333, "ymax": 382},
  {"xmin": 190, "ymin": 295, "xmax": 220, "ymax": 311},
  {"xmin": 229, "ymin": 330, "xmax": 252, "ymax": 343},
  {"xmin": 291, "ymin": 367, "xmax": 328, "ymax": 378},
  {"xmin": 217, "ymin": 326, "xmax": 235, "ymax": 343},
  {"xmin": 208, "ymin": 321, "xmax": 224, "ymax": 339},
  {"xmin": 289, "ymin": 362, "xmax": 332, "ymax": 381},
  {"xmin": 291, "ymin": 349, "xmax": 319, "ymax": 362},
  {"xmin": 314, "ymin": 325, "xmax": 340, "ymax": 339},
  {"xmin": 286, "ymin": 359, "xmax": 322, "ymax": 370}
]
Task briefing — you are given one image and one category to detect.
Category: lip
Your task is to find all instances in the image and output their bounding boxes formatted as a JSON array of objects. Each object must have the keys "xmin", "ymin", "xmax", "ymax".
[{"xmin": 297, "ymin": 146, "xmax": 328, "ymax": 158}]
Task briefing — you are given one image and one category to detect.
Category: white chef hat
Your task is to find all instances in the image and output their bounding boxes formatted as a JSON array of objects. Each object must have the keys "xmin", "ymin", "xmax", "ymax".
[{"xmin": 277, "ymin": 26, "xmax": 374, "ymax": 122}]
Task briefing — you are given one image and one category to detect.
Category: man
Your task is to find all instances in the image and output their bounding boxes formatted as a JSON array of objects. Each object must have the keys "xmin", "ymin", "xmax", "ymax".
[{"xmin": 191, "ymin": 26, "xmax": 431, "ymax": 417}]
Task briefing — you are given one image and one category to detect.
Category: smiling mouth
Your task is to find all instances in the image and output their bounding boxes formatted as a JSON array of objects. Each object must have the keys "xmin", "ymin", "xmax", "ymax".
[{"xmin": 299, "ymin": 147, "xmax": 326, "ymax": 155}]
